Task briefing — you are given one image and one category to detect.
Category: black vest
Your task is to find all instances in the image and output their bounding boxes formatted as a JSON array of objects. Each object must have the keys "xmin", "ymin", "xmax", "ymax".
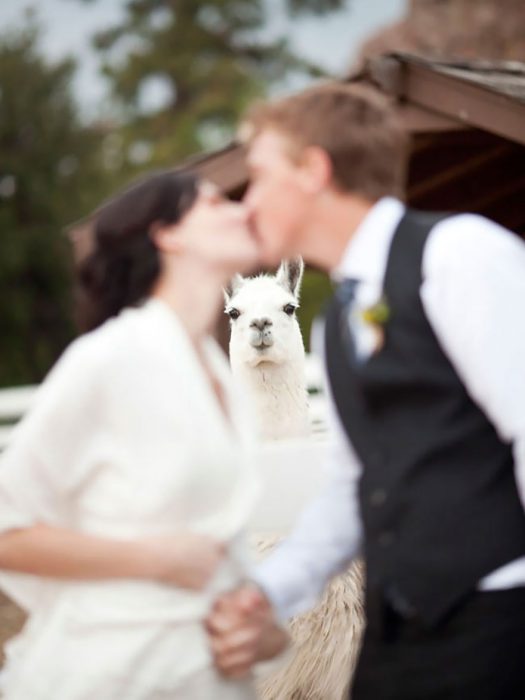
[{"xmin": 325, "ymin": 209, "xmax": 525, "ymax": 627}]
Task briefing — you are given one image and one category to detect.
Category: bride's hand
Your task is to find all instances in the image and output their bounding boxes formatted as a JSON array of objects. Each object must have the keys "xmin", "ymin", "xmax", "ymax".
[{"xmin": 143, "ymin": 533, "xmax": 226, "ymax": 591}]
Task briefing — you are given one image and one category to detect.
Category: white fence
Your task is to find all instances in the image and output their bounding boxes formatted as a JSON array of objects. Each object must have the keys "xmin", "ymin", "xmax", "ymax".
[
  {"xmin": 0, "ymin": 355, "xmax": 330, "ymax": 452},
  {"xmin": 0, "ymin": 385, "xmax": 38, "ymax": 451}
]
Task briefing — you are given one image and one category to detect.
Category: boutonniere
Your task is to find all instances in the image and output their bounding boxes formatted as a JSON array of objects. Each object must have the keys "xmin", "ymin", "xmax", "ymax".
[{"xmin": 359, "ymin": 296, "xmax": 390, "ymax": 354}]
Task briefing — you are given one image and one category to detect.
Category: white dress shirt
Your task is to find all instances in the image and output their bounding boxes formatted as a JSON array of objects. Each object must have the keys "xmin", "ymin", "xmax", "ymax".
[{"xmin": 255, "ymin": 198, "xmax": 525, "ymax": 621}]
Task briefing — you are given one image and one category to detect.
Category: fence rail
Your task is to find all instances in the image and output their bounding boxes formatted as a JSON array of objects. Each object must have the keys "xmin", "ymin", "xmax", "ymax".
[
  {"xmin": 0, "ymin": 385, "xmax": 37, "ymax": 451},
  {"xmin": 0, "ymin": 355, "xmax": 329, "ymax": 452}
]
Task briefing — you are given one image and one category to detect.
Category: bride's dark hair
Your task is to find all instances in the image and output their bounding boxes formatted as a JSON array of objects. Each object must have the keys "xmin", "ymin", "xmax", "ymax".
[{"xmin": 75, "ymin": 170, "xmax": 199, "ymax": 332}]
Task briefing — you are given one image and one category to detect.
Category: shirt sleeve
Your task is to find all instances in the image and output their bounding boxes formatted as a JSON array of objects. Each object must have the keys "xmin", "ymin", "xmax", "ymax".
[
  {"xmin": 252, "ymin": 320, "xmax": 363, "ymax": 621},
  {"xmin": 0, "ymin": 335, "xmax": 105, "ymax": 533},
  {"xmin": 422, "ymin": 214, "xmax": 525, "ymax": 507}
]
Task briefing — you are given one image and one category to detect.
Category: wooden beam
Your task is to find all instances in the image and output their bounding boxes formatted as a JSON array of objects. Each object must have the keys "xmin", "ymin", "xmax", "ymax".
[
  {"xmin": 397, "ymin": 103, "xmax": 466, "ymax": 134},
  {"xmin": 408, "ymin": 143, "xmax": 511, "ymax": 199},
  {"xmin": 369, "ymin": 55, "xmax": 525, "ymax": 147},
  {"xmin": 466, "ymin": 172, "xmax": 525, "ymax": 214}
]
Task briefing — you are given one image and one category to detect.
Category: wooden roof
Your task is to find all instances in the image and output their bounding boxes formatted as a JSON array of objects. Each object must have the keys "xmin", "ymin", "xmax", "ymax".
[
  {"xmin": 185, "ymin": 53, "xmax": 525, "ymax": 235},
  {"xmin": 365, "ymin": 53, "xmax": 525, "ymax": 146},
  {"xmin": 427, "ymin": 60, "xmax": 525, "ymax": 102},
  {"xmin": 366, "ymin": 53, "xmax": 525, "ymax": 234}
]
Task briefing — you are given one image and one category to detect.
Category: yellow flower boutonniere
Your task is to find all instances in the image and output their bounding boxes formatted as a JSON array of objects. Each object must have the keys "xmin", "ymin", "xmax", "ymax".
[{"xmin": 360, "ymin": 296, "xmax": 390, "ymax": 354}]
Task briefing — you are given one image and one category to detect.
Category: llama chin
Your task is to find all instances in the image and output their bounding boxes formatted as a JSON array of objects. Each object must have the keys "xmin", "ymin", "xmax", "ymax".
[{"xmin": 224, "ymin": 258, "xmax": 310, "ymax": 441}]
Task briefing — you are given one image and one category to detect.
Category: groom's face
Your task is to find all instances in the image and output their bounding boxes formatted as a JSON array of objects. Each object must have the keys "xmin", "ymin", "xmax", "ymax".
[{"xmin": 244, "ymin": 129, "xmax": 311, "ymax": 267}]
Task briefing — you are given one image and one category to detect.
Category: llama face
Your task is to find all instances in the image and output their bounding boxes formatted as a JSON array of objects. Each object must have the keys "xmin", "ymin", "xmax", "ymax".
[{"xmin": 225, "ymin": 259, "xmax": 305, "ymax": 369}]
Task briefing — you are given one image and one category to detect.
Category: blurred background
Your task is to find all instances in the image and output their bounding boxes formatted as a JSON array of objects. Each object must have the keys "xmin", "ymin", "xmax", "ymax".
[{"xmin": 1, "ymin": 0, "xmax": 524, "ymax": 389}]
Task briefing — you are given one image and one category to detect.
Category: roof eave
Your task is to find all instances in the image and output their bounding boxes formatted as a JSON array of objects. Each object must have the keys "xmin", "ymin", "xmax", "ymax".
[{"xmin": 366, "ymin": 53, "xmax": 525, "ymax": 147}]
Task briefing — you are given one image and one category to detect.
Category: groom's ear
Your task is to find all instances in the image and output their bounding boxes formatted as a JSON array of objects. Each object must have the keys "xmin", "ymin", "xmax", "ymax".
[{"xmin": 298, "ymin": 146, "xmax": 333, "ymax": 194}]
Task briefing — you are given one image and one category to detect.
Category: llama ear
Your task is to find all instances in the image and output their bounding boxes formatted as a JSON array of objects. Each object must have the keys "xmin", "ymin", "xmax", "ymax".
[
  {"xmin": 223, "ymin": 273, "xmax": 244, "ymax": 304},
  {"xmin": 276, "ymin": 257, "xmax": 304, "ymax": 298}
]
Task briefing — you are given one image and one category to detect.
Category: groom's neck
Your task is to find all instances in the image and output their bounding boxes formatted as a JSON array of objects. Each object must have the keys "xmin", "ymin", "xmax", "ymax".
[{"xmin": 302, "ymin": 192, "xmax": 375, "ymax": 274}]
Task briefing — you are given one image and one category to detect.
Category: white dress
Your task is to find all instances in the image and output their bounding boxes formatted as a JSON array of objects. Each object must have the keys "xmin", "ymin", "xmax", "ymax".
[{"xmin": 0, "ymin": 299, "xmax": 259, "ymax": 699}]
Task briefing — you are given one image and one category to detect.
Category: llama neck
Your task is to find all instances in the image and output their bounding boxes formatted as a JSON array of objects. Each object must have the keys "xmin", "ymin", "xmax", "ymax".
[{"xmin": 235, "ymin": 359, "xmax": 310, "ymax": 440}]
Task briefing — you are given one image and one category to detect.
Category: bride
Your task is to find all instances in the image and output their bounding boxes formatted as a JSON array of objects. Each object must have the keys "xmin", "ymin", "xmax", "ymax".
[{"xmin": 0, "ymin": 171, "xmax": 287, "ymax": 699}]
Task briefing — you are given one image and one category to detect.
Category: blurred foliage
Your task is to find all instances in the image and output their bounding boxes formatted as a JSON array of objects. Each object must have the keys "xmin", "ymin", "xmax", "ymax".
[
  {"xmin": 298, "ymin": 268, "xmax": 334, "ymax": 351},
  {"xmin": 0, "ymin": 18, "xmax": 114, "ymax": 386}
]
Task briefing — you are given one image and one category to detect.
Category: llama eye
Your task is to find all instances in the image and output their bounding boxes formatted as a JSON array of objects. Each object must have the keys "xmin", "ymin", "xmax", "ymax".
[
  {"xmin": 227, "ymin": 308, "xmax": 241, "ymax": 320},
  {"xmin": 283, "ymin": 304, "xmax": 296, "ymax": 316}
]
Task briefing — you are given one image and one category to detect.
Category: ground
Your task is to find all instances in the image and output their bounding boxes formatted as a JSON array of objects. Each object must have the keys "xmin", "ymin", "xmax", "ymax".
[{"xmin": 0, "ymin": 592, "xmax": 25, "ymax": 666}]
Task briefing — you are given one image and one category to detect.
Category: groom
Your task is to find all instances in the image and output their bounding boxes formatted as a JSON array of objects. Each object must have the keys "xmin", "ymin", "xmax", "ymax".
[{"xmin": 206, "ymin": 83, "xmax": 525, "ymax": 698}]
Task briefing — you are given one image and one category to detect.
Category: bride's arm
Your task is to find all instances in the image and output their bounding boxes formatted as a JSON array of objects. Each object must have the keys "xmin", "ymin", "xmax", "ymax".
[{"xmin": 0, "ymin": 523, "xmax": 224, "ymax": 590}]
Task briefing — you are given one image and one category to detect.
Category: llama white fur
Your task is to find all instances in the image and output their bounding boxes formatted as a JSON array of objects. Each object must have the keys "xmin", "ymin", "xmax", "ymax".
[
  {"xmin": 225, "ymin": 258, "xmax": 310, "ymax": 441},
  {"xmin": 225, "ymin": 259, "xmax": 365, "ymax": 699}
]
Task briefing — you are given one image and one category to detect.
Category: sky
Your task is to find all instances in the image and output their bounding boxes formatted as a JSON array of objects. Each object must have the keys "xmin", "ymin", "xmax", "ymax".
[{"xmin": 0, "ymin": 0, "xmax": 407, "ymax": 120}]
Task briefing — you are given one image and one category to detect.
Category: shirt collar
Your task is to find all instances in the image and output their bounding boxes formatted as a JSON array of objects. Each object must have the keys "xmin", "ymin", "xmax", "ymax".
[{"xmin": 333, "ymin": 197, "xmax": 406, "ymax": 285}]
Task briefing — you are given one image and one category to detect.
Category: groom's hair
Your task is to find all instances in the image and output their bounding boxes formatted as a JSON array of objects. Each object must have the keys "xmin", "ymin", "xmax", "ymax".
[{"xmin": 242, "ymin": 82, "xmax": 408, "ymax": 201}]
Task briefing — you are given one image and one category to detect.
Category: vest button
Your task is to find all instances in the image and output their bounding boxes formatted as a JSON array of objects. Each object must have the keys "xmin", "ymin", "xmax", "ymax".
[
  {"xmin": 370, "ymin": 489, "xmax": 387, "ymax": 506},
  {"xmin": 385, "ymin": 583, "xmax": 417, "ymax": 619},
  {"xmin": 368, "ymin": 447, "xmax": 388, "ymax": 467},
  {"xmin": 378, "ymin": 531, "xmax": 394, "ymax": 547}
]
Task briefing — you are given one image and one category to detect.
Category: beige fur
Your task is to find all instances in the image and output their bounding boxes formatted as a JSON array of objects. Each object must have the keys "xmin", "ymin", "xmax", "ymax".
[{"xmin": 253, "ymin": 536, "xmax": 365, "ymax": 700}]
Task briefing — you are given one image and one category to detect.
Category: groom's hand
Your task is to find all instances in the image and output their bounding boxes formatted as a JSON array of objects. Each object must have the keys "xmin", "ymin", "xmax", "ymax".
[{"xmin": 205, "ymin": 583, "xmax": 288, "ymax": 678}]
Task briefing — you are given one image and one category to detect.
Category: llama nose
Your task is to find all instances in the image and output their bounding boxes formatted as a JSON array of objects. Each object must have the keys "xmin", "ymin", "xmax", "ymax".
[{"xmin": 250, "ymin": 317, "xmax": 272, "ymax": 331}]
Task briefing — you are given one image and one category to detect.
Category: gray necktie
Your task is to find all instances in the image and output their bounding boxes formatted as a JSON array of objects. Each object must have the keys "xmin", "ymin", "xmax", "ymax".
[
  {"xmin": 335, "ymin": 277, "xmax": 359, "ymax": 306},
  {"xmin": 335, "ymin": 278, "xmax": 360, "ymax": 362}
]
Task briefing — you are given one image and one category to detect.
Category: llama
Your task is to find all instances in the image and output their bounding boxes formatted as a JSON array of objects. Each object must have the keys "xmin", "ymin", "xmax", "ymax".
[
  {"xmin": 225, "ymin": 260, "xmax": 365, "ymax": 700},
  {"xmin": 224, "ymin": 258, "xmax": 310, "ymax": 441}
]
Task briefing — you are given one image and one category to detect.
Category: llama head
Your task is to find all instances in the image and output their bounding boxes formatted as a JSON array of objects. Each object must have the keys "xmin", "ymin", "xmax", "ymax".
[{"xmin": 225, "ymin": 258, "xmax": 305, "ymax": 371}]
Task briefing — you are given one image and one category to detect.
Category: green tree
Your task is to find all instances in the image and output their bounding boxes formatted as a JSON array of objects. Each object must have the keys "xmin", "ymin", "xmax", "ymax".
[
  {"xmin": 0, "ymin": 18, "xmax": 112, "ymax": 386},
  {"xmin": 80, "ymin": 0, "xmax": 348, "ymax": 171}
]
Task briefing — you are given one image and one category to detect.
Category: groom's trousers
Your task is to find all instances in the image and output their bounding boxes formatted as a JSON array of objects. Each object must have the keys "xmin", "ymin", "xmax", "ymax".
[{"xmin": 350, "ymin": 587, "xmax": 525, "ymax": 700}]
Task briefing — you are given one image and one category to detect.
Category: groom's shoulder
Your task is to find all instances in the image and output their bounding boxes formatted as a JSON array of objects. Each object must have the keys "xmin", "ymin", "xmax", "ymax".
[{"xmin": 423, "ymin": 211, "xmax": 525, "ymax": 276}]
